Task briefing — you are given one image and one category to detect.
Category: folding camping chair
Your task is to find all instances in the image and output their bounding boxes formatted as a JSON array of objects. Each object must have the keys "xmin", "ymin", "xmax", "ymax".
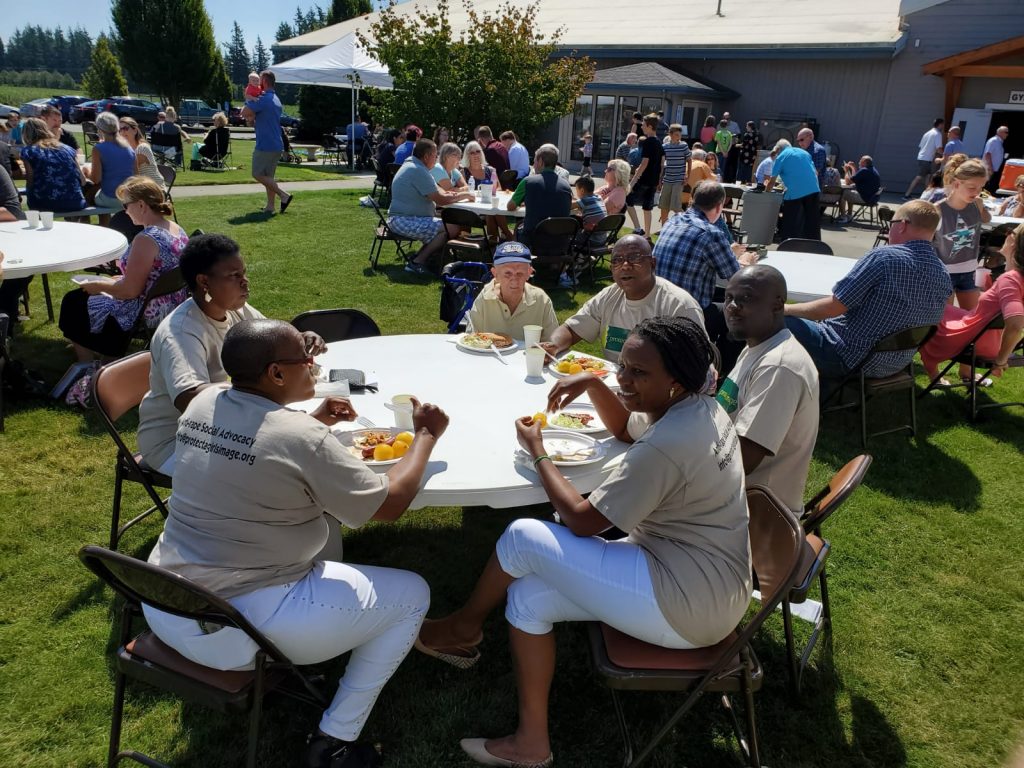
[{"xmin": 440, "ymin": 261, "xmax": 491, "ymax": 333}]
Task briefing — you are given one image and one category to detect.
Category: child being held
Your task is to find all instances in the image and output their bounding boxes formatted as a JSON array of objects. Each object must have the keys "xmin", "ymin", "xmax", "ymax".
[{"xmin": 244, "ymin": 73, "xmax": 262, "ymax": 126}]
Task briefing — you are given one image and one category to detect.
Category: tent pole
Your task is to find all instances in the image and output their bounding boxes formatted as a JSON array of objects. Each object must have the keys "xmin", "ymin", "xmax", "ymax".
[{"xmin": 350, "ymin": 85, "xmax": 356, "ymax": 170}]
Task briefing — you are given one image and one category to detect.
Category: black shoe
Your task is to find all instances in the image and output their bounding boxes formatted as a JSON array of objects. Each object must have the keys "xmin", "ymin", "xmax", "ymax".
[
  {"xmin": 305, "ymin": 733, "xmax": 383, "ymax": 768},
  {"xmin": 281, "ymin": 194, "xmax": 294, "ymax": 213}
]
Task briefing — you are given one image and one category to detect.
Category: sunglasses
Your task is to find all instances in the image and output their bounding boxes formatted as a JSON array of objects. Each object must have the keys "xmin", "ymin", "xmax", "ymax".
[
  {"xmin": 118, "ymin": 125, "xmax": 132, "ymax": 132},
  {"xmin": 269, "ymin": 356, "xmax": 321, "ymax": 377}
]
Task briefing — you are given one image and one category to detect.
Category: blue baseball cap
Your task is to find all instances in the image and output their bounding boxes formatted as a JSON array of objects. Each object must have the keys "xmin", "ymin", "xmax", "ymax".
[{"xmin": 493, "ymin": 241, "xmax": 533, "ymax": 265}]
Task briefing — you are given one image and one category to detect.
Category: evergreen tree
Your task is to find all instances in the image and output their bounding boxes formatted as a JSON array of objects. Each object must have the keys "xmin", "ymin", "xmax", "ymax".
[
  {"xmin": 252, "ymin": 37, "xmax": 269, "ymax": 73},
  {"xmin": 112, "ymin": 0, "xmax": 220, "ymax": 109},
  {"xmin": 327, "ymin": 0, "xmax": 372, "ymax": 24},
  {"xmin": 0, "ymin": 38, "xmax": 5, "ymax": 70},
  {"xmin": 275, "ymin": 22, "xmax": 294, "ymax": 42},
  {"xmin": 224, "ymin": 21, "xmax": 250, "ymax": 85},
  {"xmin": 205, "ymin": 49, "xmax": 233, "ymax": 109},
  {"xmin": 80, "ymin": 35, "xmax": 128, "ymax": 98}
]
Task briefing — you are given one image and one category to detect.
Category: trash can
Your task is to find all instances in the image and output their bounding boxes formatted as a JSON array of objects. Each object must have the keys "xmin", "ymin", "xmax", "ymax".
[{"xmin": 740, "ymin": 190, "xmax": 783, "ymax": 245}]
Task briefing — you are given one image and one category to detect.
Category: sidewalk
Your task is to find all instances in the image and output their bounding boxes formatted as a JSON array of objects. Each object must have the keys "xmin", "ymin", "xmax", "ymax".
[{"xmin": 172, "ymin": 174, "xmax": 376, "ymax": 198}]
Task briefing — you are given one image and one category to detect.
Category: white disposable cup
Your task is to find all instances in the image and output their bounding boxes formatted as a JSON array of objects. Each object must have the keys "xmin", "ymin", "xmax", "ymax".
[
  {"xmin": 479, "ymin": 183, "xmax": 493, "ymax": 203},
  {"xmin": 525, "ymin": 347, "xmax": 545, "ymax": 378},
  {"xmin": 390, "ymin": 394, "xmax": 415, "ymax": 430},
  {"xmin": 523, "ymin": 325, "xmax": 543, "ymax": 348},
  {"xmin": 25, "ymin": 210, "xmax": 39, "ymax": 227},
  {"xmin": 40, "ymin": 211, "xmax": 54, "ymax": 229}
]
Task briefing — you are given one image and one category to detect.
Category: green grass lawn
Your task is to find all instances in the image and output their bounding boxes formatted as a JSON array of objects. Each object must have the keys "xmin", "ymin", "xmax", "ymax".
[{"xmin": 1, "ymin": 189, "xmax": 1023, "ymax": 767}]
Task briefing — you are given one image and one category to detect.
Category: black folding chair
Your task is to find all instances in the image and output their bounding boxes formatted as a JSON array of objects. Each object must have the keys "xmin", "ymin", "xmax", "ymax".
[
  {"xmin": 778, "ymin": 238, "xmax": 834, "ymax": 255},
  {"xmin": 498, "ymin": 168, "xmax": 520, "ymax": 191},
  {"xmin": 873, "ymin": 207, "xmax": 894, "ymax": 248},
  {"xmin": 529, "ymin": 217, "xmax": 580, "ymax": 283},
  {"xmin": 157, "ymin": 165, "xmax": 178, "ymax": 223},
  {"xmin": 79, "ymin": 545, "xmax": 328, "ymax": 768},
  {"xmin": 442, "ymin": 207, "xmax": 493, "ymax": 263},
  {"xmin": 440, "ymin": 261, "xmax": 491, "ymax": 333},
  {"xmin": 588, "ymin": 487, "xmax": 804, "ymax": 768},
  {"xmin": 571, "ymin": 213, "xmax": 625, "ymax": 285},
  {"xmin": 366, "ymin": 197, "xmax": 418, "ymax": 270},
  {"xmin": 0, "ymin": 313, "xmax": 8, "ymax": 431},
  {"xmin": 127, "ymin": 267, "xmax": 186, "ymax": 349},
  {"xmin": 321, "ymin": 134, "xmax": 343, "ymax": 166},
  {"xmin": 291, "ymin": 308, "xmax": 381, "ymax": 342},
  {"xmin": 823, "ymin": 324, "xmax": 936, "ymax": 446}
]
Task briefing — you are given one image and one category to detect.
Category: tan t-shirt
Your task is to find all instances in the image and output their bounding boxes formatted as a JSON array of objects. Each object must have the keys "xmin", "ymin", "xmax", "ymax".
[
  {"xmin": 564, "ymin": 277, "xmax": 704, "ymax": 362},
  {"xmin": 466, "ymin": 280, "xmax": 559, "ymax": 340},
  {"xmin": 589, "ymin": 396, "xmax": 752, "ymax": 646},
  {"xmin": 148, "ymin": 387, "xmax": 388, "ymax": 598},
  {"xmin": 681, "ymin": 161, "xmax": 714, "ymax": 204},
  {"xmin": 716, "ymin": 329, "xmax": 819, "ymax": 513},
  {"xmin": 137, "ymin": 298, "xmax": 265, "ymax": 469}
]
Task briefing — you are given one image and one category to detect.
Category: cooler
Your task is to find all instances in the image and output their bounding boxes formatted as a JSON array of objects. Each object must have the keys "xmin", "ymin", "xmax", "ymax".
[
  {"xmin": 739, "ymin": 190, "xmax": 784, "ymax": 245},
  {"xmin": 998, "ymin": 159, "xmax": 1024, "ymax": 191}
]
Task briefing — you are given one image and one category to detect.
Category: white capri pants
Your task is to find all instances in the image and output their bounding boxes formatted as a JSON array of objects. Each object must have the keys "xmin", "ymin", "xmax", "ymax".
[
  {"xmin": 496, "ymin": 518, "xmax": 697, "ymax": 649},
  {"xmin": 144, "ymin": 560, "xmax": 429, "ymax": 741}
]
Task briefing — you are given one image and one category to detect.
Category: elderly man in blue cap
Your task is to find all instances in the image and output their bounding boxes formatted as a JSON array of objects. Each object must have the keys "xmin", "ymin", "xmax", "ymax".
[{"xmin": 466, "ymin": 242, "xmax": 559, "ymax": 341}]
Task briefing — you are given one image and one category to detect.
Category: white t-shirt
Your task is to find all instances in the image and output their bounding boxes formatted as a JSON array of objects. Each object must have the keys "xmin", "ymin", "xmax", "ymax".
[
  {"xmin": 983, "ymin": 135, "xmax": 1005, "ymax": 172},
  {"xmin": 917, "ymin": 128, "xmax": 943, "ymax": 162},
  {"xmin": 564, "ymin": 277, "xmax": 704, "ymax": 362},
  {"xmin": 137, "ymin": 298, "xmax": 266, "ymax": 470},
  {"xmin": 716, "ymin": 329, "xmax": 819, "ymax": 512},
  {"xmin": 148, "ymin": 387, "xmax": 389, "ymax": 598},
  {"xmin": 589, "ymin": 396, "xmax": 752, "ymax": 647}
]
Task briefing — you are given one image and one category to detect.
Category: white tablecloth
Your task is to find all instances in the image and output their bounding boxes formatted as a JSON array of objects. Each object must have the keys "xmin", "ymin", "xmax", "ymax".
[
  {"xmin": 987, "ymin": 214, "xmax": 1024, "ymax": 230},
  {"xmin": 757, "ymin": 250, "xmax": 856, "ymax": 301},
  {"xmin": 447, "ymin": 190, "xmax": 526, "ymax": 218},
  {"xmin": 295, "ymin": 334, "xmax": 627, "ymax": 509},
  {"xmin": 0, "ymin": 221, "xmax": 128, "ymax": 280}
]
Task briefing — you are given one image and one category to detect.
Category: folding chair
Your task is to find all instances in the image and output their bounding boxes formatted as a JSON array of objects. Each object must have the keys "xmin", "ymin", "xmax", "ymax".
[
  {"xmin": 918, "ymin": 314, "xmax": 1024, "ymax": 421},
  {"xmin": 778, "ymin": 238, "xmax": 834, "ymax": 255},
  {"xmin": 91, "ymin": 352, "xmax": 171, "ymax": 550},
  {"xmin": 819, "ymin": 185, "xmax": 843, "ymax": 223},
  {"xmin": 0, "ymin": 313, "xmax": 8, "ymax": 431},
  {"xmin": 823, "ymin": 324, "xmax": 936, "ymax": 446},
  {"xmin": 157, "ymin": 165, "xmax": 178, "ymax": 223},
  {"xmin": 79, "ymin": 545, "xmax": 329, "ymax": 768},
  {"xmin": 588, "ymin": 487, "xmax": 803, "ymax": 768},
  {"xmin": 82, "ymin": 120, "xmax": 99, "ymax": 154},
  {"xmin": 126, "ymin": 267, "xmax": 186, "ymax": 349},
  {"xmin": 498, "ymin": 169, "xmax": 520, "ymax": 191},
  {"xmin": 722, "ymin": 187, "xmax": 745, "ymax": 228},
  {"xmin": 150, "ymin": 130, "xmax": 183, "ymax": 168},
  {"xmin": 529, "ymin": 217, "xmax": 580, "ymax": 283},
  {"xmin": 780, "ymin": 454, "xmax": 873, "ymax": 697},
  {"xmin": 320, "ymin": 134, "xmax": 343, "ymax": 166},
  {"xmin": 440, "ymin": 261, "xmax": 491, "ymax": 333},
  {"xmin": 441, "ymin": 207, "xmax": 492, "ymax": 263},
  {"xmin": 873, "ymin": 207, "xmax": 894, "ymax": 248},
  {"xmin": 847, "ymin": 187, "xmax": 883, "ymax": 225},
  {"xmin": 291, "ymin": 308, "xmax": 381, "ymax": 343},
  {"xmin": 370, "ymin": 159, "xmax": 387, "ymax": 203},
  {"xmin": 366, "ymin": 197, "xmax": 417, "ymax": 270},
  {"xmin": 571, "ymin": 213, "xmax": 625, "ymax": 285},
  {"xmin": 380, "ymin": 162, "xmax": 401, "ymax": 207}
]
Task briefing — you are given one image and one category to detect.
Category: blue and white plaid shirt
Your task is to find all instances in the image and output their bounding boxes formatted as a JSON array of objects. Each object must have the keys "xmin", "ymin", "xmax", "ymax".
[
  {"xmin": 820, "ymin": 240, "xmax": 952, "ymax": 376},
  {"xmin": 653, "ymin": 207, "xmax": 740, "ymax": 308}
]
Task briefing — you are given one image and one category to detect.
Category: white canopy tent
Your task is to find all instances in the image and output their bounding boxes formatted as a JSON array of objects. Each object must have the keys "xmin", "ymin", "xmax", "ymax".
[{"xmin": 269, "ymin": 32, "xmax": 392, "ymax": 166}]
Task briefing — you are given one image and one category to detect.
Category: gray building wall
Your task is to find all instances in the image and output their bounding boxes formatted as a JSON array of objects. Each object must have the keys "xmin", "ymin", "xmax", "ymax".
[{"xmin": 874, "ymin": 0, "xmax": 1024, "ymax": 187}]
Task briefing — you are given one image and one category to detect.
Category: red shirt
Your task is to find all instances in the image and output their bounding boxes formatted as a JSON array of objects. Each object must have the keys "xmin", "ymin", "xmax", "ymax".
[{"xmin": 484, "ymin": 140, "xmax": 510, "ymax": 176}]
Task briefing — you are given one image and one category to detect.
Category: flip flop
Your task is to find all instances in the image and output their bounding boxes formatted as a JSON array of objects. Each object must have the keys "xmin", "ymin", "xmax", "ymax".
[
  {"xmin": 414, "ymin": 624, "xmax": 483, "ymax": 670},
  {"xmin": 962, "ymin": 374, "xmax": 993, "ymax": 388},
  {"xmin": 280, "ymin": 194, "xmax": 294, "ymax": 213}
]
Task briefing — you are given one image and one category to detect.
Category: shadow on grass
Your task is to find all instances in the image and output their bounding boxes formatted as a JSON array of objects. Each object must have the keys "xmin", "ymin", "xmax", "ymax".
[{"xmin": 226, "ymin": 210, "xmax": 277, "ymax": 225}]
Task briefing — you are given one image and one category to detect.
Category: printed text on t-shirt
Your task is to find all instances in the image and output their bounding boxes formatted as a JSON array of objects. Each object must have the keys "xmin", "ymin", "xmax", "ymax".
[{"xmin": 178, "ymin": 417, "xmax": 257, "ymax": 465}]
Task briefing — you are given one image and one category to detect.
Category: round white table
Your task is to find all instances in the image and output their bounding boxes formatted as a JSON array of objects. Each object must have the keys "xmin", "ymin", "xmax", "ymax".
[
  {"xmin": 0, "ymin": 220, "xmax": 127, "ymax": 279},
  {"xmin": 447, "ymin": 190, "xmax": 526, "ymax": 219},
  {"xmin": 714, "ymin": 249, "xmax": 856, "ymax": 302},
  {"xmin": 295, "ymin": 334, "xmax": 628, "ymax": 509}
]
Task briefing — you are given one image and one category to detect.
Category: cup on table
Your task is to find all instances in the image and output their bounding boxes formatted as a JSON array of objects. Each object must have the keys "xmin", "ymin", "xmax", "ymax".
[
  {"xmin": 523, "ymin": 325, "xmax": 543, "ymax": 348},
  {"xmin": 389, "ymin": 393, "xmax": 416, "ymax": 430},
  {"xmin": 40, "ymin": 211, "xmax": 54, "ymax": 230},
  {"xmin": 525, "ymin": 347, "xmax": 546, "ymax": 378},
  {"xmin": 478, "ymin": 183, "xmax": 493, "ymax": 203},
  {"xmin": 25, "ymin": 210, "xmax": 39, "ymax": 228}
]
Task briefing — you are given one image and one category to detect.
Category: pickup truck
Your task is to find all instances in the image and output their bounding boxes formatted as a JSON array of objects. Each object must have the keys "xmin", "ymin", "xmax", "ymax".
[{"xmin": 177, "ymin": 99, "xmax": 219, "ymax": 126}]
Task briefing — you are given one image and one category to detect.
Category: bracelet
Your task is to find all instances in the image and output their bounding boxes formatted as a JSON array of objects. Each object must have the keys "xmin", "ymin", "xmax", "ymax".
[{"xmin": 533, "ymin": 454, "xmax": 551, "ymax": 467}]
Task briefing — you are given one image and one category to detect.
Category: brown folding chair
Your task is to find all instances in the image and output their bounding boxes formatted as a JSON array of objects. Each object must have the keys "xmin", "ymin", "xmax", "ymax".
[
  {"xmin": 819, "ymin": 185, "xmax": 844, "ymax": 222},
  {"xmin": 291, "ymin": 308, "xmax": 381, "ymax": 342},
  {"xmin": 588, "ymin": 486, "xmax": 804, "ymax": 768},
  {"xmin": 157, "ymin": 165, "xmax": 178, "ymax": 223},
  {"xmin": 79, "ymin": 545, "xmax": 328, "ymax": 768},
  {"xmin": 91, "ymin": 352, "xmax": 171, "ymax": 550},
  {"xmin": 919, "ymin": 313, "xmax": 1024, "ymax": 420},
  {"xmin": 823, "ymin": 324, "xmax": 936, "ymax": 446},
  {"xmin": 780, "ymin": 454, "xmax": 873, "ymax": 697},
  {"xmin": 873, "ymin": 207, "xmax": 894, "ymax": 248}
]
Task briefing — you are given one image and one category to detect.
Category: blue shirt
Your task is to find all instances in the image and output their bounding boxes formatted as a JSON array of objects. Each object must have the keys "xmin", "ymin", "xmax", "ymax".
[
  {"xmin": 819, "ymin": 240, "xmax": 951, "ymax": 376},
  {"xmin": 773, "ymin": 146, "xmax": 820, "ymax": 200},
  {"xmin": 21, "ymin": 143, "xmax": 86, "ymax": 212},
  {"xmin": 94, "ymin": 141, "xmax": 137, "ymax": 197},
  {"xmin": 662, "ymin": 141, "xmax": 692, "ymax": 184},
  {"xmin": 850, "ymin": 166, "xmax": 881, "ymax": 205},
  {"xmin": 246, "ymin": 90, "xmax": 284, "ymax": 152},
  {"xmin": 806, "ymin": 140, "xmax": 827, "ymax": 185},
  {"xmin": 653, "ymin": 206, "xmax": 739, "ymax": 308},
  {"xmin": 430, "ymin": 164, "xmax": 461, "ymax": 187},
  {"xmin": 508, "ymin": 141, "xmax": 530, "ymax": 179},
  {"xmin": 943, "ymin": 138, "xmax": 964, "ymax": 157},
  {"xmin": 388, "ymin": 156, "xmax": 438, "ymax": 218},
  {"xmin": 345, "ymin": 122, "xmax": 367, "ymax": 144},
  {"xmin": 394, "ymin": 141, "xmax": 415, "ymax": 165}
]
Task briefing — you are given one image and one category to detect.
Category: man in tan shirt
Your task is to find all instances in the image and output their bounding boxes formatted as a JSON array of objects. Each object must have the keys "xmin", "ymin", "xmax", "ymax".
[{"xmin": 466, "ymin": 242, "xmax": 558, "ymax": 340}]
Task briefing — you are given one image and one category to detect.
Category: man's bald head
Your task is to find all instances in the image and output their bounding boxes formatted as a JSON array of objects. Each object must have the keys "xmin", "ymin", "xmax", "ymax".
[
  {"xmin": 736, "ymin": 264, "xmax": 787, "ymax": 301},
  {"xmin": 724, "ymin": 264, "xmax": 787, "ymax": 344},
  {"xmin": 222, "ymin": 319, "xmax": 303, "ymax": 385},
  {"xmin": 613, "ymin": 234, "xmax": 652, "ymax": 258},
  {"xmin": 797, "ymin": 127, "xmax": 815, "ymax": 142}
]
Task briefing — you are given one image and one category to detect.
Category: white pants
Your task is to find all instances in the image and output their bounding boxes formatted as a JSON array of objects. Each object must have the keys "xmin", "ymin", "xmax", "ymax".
[
  {"xmin": 143, "ymin": 561, "xmax": 429, "ymax": 740},
  {"xmin": 496, "ymin": 518, "xmax": 696, "ymax": 649}
]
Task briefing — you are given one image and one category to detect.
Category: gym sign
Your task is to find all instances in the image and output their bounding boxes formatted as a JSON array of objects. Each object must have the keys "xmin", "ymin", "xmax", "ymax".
[{"xmin": 1010, "ymin": 90, "xmax": 1024, "ymax": 104}]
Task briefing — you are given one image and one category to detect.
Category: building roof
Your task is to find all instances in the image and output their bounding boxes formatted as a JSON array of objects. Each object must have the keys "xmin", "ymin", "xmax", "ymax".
[
  {"xmin": 585, "ymin": 62, "xmax": 738, "ymax": 98},
  {"xmin": 276, "ymin": 0, "xmax": 907, "ymax": 59}
]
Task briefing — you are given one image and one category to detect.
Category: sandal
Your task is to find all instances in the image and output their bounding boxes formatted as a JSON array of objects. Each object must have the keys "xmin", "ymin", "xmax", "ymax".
[
  {"xmin": 961, "ymin": 374, "xmax": 993, "ymax": 388},
  {"xmin": 414, "ymin": 622, "xmax": 483, "ymax": 670}
]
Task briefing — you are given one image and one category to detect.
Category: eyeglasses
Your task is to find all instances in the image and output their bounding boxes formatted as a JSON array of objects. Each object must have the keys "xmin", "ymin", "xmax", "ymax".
[
  {"xmin": 269, "ymin": 356, "xmax": 321, "ymax": 377},
  {"xmin": 610, "ymin": 253, "xmax": 648, "ymax": 266},
  {"xmin": 891, "ymin": 218, "xmax": 908, "ymax": 224},
  {"xmin": 118, "ymin": 125, "xmax": 132, "ymax": 132}
]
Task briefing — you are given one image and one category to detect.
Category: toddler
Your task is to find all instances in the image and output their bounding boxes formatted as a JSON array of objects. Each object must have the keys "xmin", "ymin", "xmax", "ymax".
[{"xmin": 244, "ymin": 73, "xmax": 262, "ymax": 126}]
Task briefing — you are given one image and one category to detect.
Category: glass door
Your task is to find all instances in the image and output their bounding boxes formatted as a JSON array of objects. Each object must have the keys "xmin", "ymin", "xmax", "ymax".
[
  {"xmin": 640, "ymin": 97, "xmax": 663, "ymax": 117},
  {"xmin": 593, "ymin": 95, "xmax": 616, "ymax": 162},
  {"xmin": 571, "ymin": 95, "xmax": 594, "ymax": 162}
]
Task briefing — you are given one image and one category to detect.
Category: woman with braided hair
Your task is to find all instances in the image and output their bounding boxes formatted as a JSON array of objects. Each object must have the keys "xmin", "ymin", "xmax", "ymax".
[{"xmin": 416, "ymin": 316, "xmax": 752, "ymax": 768}]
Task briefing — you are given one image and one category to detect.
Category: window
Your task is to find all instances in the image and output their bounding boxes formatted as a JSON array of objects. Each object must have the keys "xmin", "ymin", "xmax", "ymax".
[
  {"xmin": 592, "ymin": 95, "xmax": 616, "ymax": 163},
  {"xmin": 571, "ymin": 96, "xmax": 593, "ymax": 161}
]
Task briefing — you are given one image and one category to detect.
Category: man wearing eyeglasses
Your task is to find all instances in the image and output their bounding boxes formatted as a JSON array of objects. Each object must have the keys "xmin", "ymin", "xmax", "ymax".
[
  {"xmin": 540, "ymin": 234, "xmax": 704, "ymax": 362},
  {"xmin": 783, "ymin": 200, "xmax": 951, "ymax": 383}
]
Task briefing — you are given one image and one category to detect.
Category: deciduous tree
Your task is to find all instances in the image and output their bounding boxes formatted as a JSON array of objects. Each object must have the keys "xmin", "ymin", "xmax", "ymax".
[{"xmin": 80, "ymin": 35, "xmax": 128, "ymax": 99}]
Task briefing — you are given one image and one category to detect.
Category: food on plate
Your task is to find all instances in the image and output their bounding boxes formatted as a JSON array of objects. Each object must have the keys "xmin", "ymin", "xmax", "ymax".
[
  {"xmin": 373, "ymin": 444, "xmax": 395, "ymax": 461},
  {"xmin": 530, "ymin": 412, "xmax": 548, "ymax": 427},
  {"xmin": 550, "ymin": 412, "xmax": 596, "ymax": 430},
  {"xmin": 460, "ymin": 332, "xmax": 514, "ymax": 349},
  {"xmin": 391, "ymin": 440, "xmax": 409, "ymax": 458},
  {"xmin": 349, "ymin": 430, "xmax": 407, "ymax": 462},
  {"xmin": 549, "ymin": 446, "xmax": 596, "ymax": 462},
  {"xmin": 395, "ymin": 431, "xmax": 415, "ymax": 445},
  {"xmin": 555, "ymin": 353, "xmax": 608, "ymax": 377}
]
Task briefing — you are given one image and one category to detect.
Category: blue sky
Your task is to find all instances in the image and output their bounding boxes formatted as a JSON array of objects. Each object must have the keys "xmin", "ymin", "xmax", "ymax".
[{"xmin": 4, "ymin": 1, "xmax": 343, "ymax": 53}]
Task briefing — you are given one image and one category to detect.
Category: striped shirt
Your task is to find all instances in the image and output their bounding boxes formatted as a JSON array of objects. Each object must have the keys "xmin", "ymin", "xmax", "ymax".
[{"xmin": 662, "ymin": 141, "xmax": 692, "ymax": 184}]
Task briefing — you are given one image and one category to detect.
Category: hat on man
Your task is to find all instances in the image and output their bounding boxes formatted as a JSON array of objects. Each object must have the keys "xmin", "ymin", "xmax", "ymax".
[{"xmin": 493, "ymin": 242, "xmax": 533, "ymax": 265}]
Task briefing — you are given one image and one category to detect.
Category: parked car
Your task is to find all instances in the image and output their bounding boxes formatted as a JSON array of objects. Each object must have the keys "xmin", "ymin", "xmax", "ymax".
[
  {"xmin": 20, "ymin": 96, "xmax": 90, "ymax": 121},
  {"xmin": 69, "ymin": 97, "xmax": 161, "ymax": 125},
  {"xmin": 177, "ymin": 99, "xmax": 219, "ymax": 126},
  {"xmin": 280, "ymin": 113, "xmax": 301, "ymax": 128},
  {"xmin": 227, "ymin": 105, "xmax": 301, "ymax": 130},
  {"xmin": 0, "ymin": 104, "xmax": 18, "ymax": 118}
]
